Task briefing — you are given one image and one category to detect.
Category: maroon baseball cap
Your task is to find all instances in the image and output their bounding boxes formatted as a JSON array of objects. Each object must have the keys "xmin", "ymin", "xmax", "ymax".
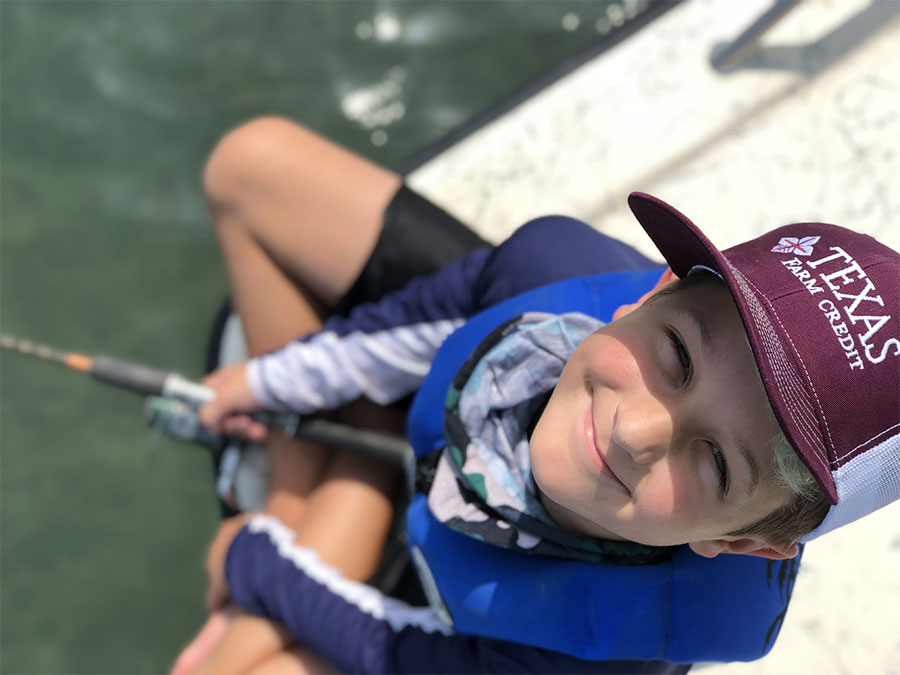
[{"xmin": 628, "ymin": 192, "xmax": 899, "ymax": 540}]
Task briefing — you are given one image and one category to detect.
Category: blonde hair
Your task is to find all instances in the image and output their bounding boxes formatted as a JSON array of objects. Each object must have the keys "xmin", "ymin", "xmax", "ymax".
[{"xmin": 771, "ymin": 432, "xmax": 820, "ymax": 499}]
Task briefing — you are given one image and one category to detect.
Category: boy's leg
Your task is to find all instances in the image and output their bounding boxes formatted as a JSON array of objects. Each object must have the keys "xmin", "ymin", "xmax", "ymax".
[
  {"xmin": 203, "ymin": 116, "xmax": 403, "ymax": 555},
  {"xmin": 289, "ymin": 397, "xmax": 405, "ymax": 573},
  {"xmin": 174, "ymin": 118, "xmax": 405, "ymax": 673},
  {"xmin": 204, "ymin": 115, "xmax": 402, "ymax": 353},
  {"xmin": 202, "ymin": 115, "xmax": 486, "ymax": 572},
  {"xmin": 180, "ymin": 116, "xmax": 483, "ymax": 672},
  {"xmin": 187, "ymin": 610, "xmax": 295, "ymax": 675},
  {"xmin": 245, "ymin": 647, "xmax": 338, "ymax": 675}
]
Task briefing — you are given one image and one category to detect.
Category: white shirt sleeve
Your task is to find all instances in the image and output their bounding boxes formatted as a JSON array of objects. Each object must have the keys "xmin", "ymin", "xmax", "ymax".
[{"xmin": 246, "ymin": 318, "xmax": 465, "ymax": 414}]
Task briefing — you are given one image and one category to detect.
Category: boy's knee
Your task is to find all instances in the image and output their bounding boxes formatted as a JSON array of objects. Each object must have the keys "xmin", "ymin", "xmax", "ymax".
[{"xmin": 203, "ymin": 116, "xmax": 302, "ymax": 212}]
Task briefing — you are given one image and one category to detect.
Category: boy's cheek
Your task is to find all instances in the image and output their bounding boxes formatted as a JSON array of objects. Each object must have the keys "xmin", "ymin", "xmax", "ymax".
[
  {"xmin": 529, "ymin": 423, "xmax": 566, "ymax": 493},
  {"xmin": 634, "ymin": 475, "xmax": 700, "ymax": 528},
  {"xmin": 530, "ymin": 439, "xmax": 572, "ymax": 499},
  {"xmin": 636, "ymin": 485, "xmax": 677, "ymax": 519},
  {"xmin": 637, "ymin": 473, "xmax": 714, "ymax": 537}
]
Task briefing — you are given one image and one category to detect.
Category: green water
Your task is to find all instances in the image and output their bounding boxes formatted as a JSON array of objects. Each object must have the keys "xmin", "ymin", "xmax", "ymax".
[{"xmin": 1, "ymin": 1, "xmax": 651, "ymax": 671}]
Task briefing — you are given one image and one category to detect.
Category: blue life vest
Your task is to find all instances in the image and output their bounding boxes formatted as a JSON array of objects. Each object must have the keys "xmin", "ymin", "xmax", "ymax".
[{"xmin": 405, "ymin": 270, "xmax": 802, "ymax": 664}]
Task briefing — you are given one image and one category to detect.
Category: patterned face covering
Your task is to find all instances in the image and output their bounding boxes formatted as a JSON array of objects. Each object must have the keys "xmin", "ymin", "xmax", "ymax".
[{"xmin": 427, "ymin": 312, "xmax": 670, "ymax": 565}]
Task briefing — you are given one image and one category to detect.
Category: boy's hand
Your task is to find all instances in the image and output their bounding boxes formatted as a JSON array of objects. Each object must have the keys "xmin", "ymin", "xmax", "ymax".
[{"xmin": 198, "ymin": 363, "xmax": 268, "ymax": 442}]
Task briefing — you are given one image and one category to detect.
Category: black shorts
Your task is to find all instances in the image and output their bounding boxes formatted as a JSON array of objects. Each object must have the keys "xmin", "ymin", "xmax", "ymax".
[{"xmin": 334, "ymin": 185, "xmax": 488, "ymax": 316}]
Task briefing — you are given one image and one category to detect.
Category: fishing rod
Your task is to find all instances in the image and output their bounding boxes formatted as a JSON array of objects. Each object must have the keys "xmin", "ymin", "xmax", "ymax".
[
  {"xmin": 1, "ymin": 334, "xmax": 411, "ymax": 467},
  {"xmin": 1, "ymin": 334, "xmax": 214, "ymax": 407}
]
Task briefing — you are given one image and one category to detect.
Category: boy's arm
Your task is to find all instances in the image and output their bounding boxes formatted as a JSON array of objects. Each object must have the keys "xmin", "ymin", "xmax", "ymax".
[
  {"xmin": 226, "ymin": 516, "xmax": 688, "ymax": 675},
  {"xmin": 246, "ymin": 247, "xmax": 492, "ymax": 414}
]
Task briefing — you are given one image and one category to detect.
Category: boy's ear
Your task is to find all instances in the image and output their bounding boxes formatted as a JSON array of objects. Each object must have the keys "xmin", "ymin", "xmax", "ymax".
[
  {"xmin": 689, "ymin": 537, "xmax": 799, "ymax": 560},
  {"xmin": 612, "ymin": 268, "xmax": 678, "ymax": 321}
]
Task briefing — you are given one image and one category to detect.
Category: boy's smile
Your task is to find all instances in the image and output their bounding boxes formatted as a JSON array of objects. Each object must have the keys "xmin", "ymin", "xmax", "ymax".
[{"xmin": 530, "ymin": 276, "xmax": 796, "ymax": 557}]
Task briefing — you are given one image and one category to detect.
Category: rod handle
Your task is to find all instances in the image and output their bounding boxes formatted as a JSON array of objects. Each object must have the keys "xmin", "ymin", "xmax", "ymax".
[{"xmin": 90, "ymin": 355, "xmax": 169, "ymax": 396}]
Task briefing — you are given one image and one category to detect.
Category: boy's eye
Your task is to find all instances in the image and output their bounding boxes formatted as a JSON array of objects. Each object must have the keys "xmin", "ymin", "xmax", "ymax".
[
  {"xmin": 664, "ymin": 328, "xmax": 728, "ymax": 495},
  {"xmin": 710, "ymin": 444, "xmax": 730, "ymax": 496},
  {"xmin": 665, "ymin": 327, "xmax": 692, "ymax": 383}
]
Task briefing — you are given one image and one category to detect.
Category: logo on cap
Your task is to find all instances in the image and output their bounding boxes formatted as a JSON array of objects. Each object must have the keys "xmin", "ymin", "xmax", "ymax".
[
  {"xmin": 774, "ymin": 237, "xmax": 899, "ymax": 372},
  {"xmin": 771, "ymin": 236, "xmax": 821, "ymax": 256}
]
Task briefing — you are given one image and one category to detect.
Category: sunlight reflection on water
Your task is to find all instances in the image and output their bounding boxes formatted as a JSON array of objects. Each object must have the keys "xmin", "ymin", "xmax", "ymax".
[{"xmin": 339, "ymin": 65, "xmax": 408, "ymax": 147}]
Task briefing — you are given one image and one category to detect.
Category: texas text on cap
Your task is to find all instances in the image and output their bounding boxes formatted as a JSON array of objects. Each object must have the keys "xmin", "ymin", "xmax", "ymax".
[{"xmin": 627, "ymin": 192, "xmax": 899, "ymax": 541}]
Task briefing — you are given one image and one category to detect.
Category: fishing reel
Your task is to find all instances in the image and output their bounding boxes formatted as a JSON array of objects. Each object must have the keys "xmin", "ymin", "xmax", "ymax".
[{"xmin": 143, "ymin": 395, "xmax": 270, "ymax": 514}]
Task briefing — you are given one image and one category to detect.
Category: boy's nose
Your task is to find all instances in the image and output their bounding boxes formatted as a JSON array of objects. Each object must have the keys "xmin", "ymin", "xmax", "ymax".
[{"xmin": 613, "ymin": 396, "xmax": 672, "ymax": 464}]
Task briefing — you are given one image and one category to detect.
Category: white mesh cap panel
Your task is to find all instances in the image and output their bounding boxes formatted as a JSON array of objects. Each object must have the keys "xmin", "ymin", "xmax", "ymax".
[{"xmin": 802, "ymin": 431, "xmax": 900, "ymax": 542}]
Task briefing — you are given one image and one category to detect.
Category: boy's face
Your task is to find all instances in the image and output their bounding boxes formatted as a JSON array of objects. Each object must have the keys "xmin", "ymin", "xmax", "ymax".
[{"xmin": 530, "ymin": 276, "xmax": 797, "ymax": 559}]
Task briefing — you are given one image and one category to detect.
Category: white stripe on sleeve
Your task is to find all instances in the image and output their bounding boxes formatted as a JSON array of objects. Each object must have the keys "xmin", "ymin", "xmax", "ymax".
[{"xmin": 247, "ymin": 515, "xmax": 454, "ymax": 636}]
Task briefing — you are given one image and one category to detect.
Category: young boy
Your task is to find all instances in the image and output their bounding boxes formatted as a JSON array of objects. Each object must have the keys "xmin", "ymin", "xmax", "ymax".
[
  {"xmin": 190, "ymin": 199, "xmax": 896, "ymax": 672},
  {"xmin": 175, "ymin": 119, "xmax": 898, "ymax": 673}
]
